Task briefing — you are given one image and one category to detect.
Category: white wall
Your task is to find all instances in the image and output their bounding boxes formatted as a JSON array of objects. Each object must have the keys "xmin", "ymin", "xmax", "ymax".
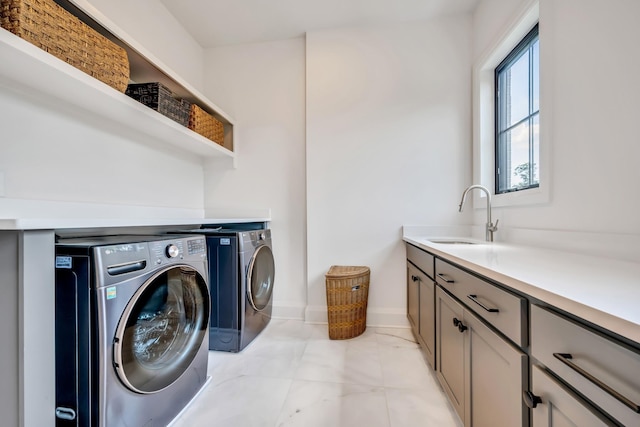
[
  {"xmin": 473, "ymin": 0, "xmax": 640, "ymax": 259},
  {"xmin": 85, "ymin": 0, "xmax": 205, "ymax": 90},
  {"xmin": 200, "ymin": 18, "xmax": 473, "ymax": 326},
  {"xmin": 202, "ymin": 39, "xmax": 308, "ymax": 319},
  {"xmin": 0, "ymin": 0, "xmax": 207, "ymax": 219},
  {"xmin": 0, "ymin": 86, "xmax": 205, "ymax": 216},
  {"xmin": 306, "ymin": 17, "xmax": 472, "ymax": 326}
]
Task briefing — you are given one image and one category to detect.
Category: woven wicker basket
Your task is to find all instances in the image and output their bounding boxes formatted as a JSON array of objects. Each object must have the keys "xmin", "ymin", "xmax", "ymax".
[
  {"xmin": 188, "ymin": 104, "xmax": 225, "ymax": 146},
  {"xmin": 325, "ymin": 265, "xmax": 370, "ymax": 340},
  {"xmin": 0, "ymin": 0, "xmax": 130, "ymax": 92},
  {"xmin": 126, "ymin": 83, "xmax": 190, "ymax": 126}
]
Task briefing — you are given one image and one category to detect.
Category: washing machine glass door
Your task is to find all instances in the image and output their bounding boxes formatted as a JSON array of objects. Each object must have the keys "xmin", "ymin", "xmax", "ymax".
[
  {"xmin": 247, "ymin": 245, "xmax": 275, "ymax": 311},
  {"xmin": 114, "ymin": 265, "xmax": 209, "ymax": 394}
]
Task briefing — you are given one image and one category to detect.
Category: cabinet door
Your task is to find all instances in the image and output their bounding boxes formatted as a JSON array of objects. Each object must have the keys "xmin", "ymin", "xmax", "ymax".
[
  {"xmin": 529, "ymin": 365, "xmax": 612, "ymax": 427},
  {"xmin": 436, "ymin": 287, "xmax": 466, "ymax": 423},
  {"xmin": 466, "ymin": 310, "xmax": 528, "ymax": 427},
  {"xmin": 418, "ymin": 276, "xmax": 435, "ymax": 369},
  {"xmin": 407, "ymin": 263, "xmax": 420, "ymax": 337}
]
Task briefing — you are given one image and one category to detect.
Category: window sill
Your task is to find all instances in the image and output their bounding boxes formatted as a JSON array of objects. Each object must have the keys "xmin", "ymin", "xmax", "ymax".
[{"xmin": 491, "ymin": 185, "xmax": 548, "ymax": 208}]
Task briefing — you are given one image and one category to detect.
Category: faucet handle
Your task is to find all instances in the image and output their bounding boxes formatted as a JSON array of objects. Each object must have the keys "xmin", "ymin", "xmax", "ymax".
[{"xmin": 489, "ymin": 219, "xmax": 499, "ymax": 232}]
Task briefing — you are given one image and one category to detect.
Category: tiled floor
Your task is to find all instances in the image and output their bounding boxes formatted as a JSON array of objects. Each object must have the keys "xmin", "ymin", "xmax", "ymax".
[{"xmin": 171, "ymin": 320, "xmax": 461, "ymax": 427}]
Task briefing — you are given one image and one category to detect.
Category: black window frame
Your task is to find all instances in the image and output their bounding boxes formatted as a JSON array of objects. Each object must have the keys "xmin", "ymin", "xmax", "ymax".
[{"xmin": 495, "ymin": 23, "xmax": 539, "ymax": 194}]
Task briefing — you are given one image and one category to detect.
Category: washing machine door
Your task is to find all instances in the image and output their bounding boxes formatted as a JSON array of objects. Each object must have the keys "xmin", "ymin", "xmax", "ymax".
[
  {"xmin": 113, "ymin": 265, "xmax": 209, "ymax": 394},
  {"xmin": 247, "ymin": 244, "xmax": 275, "ymax": 311}
]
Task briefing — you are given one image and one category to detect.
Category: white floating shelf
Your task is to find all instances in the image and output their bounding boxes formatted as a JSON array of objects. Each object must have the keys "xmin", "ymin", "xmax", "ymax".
[{"xmin": 0, "ymin": 28, "xmax": 236, "ymax": 162}]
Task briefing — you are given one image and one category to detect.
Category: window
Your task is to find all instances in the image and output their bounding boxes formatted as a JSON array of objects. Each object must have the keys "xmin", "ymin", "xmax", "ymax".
[{"xmin": 495, "ymin": 24, "xmax": 539, "ymax": 194}]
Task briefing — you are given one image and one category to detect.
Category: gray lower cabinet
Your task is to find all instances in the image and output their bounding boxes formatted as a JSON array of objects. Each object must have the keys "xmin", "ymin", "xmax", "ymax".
[
  {"xmin": 418, "ymin": 271, "xmax": 435, "ymax": 369},
  {"xmin": 406, "ymin": 244, "xmax": 436, "ymax": 369},
  {"xmin": 436, "ymin": 286, "xmax": 466, "ymax": 420},
  {"xmin": 529, "ymin": 364, "xmax": 611, "ymax": 427},
  {"xmin": 408, "ymin": 243, "xmax": 640, "ymax": 427},
  {"xmin": 466, "ymin": 306, "xmax": 528, "ymax": 427},
  {"xmin": 407, "ymin": 261, "xmax": 436, "ymax": 368},
  {"xmin": 407, "ymin": 262, "xmax": 420, "ymax": 337},
  {"xmin": 436, "ymin": 286, "xmax": 528, "ymax": 427}
]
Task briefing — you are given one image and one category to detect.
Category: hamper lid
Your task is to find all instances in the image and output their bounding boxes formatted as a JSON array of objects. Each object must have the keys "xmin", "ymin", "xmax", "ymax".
[{"xmin": 325, "ymin": 265, "xmax": 370, "ymax": 278}]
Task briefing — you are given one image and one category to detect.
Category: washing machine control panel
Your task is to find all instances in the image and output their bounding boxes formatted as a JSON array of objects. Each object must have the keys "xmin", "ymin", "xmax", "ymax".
[
  {"xmin": 186, "ymin": 238, "xmax": 206, "ymax": 255},
  {"xmin": 149, "ymin": 240, "xmax": 184, "ymax": 264},
  {"xmin": 148, "ymin": 237, "xmax": 206, "ymax": 265}
]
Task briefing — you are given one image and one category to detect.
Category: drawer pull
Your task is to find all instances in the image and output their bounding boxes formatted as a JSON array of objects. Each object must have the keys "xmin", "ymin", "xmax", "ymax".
[
  {"xmin": 553, "ymin": 353, "xmax": 640, "ymax": 414},
  {"xmin": 522, "ymin": 390, "xmax": 542, "ymax": 409},
  {"xmin": 411, "ymin": 275, "xmax": 420, "ymax": 282},
  {"xmin": 467, "ymin": 294, "xmax": 500, "ymax": 313},
  {"xmin": 437, "ymin": 273, "xmax": 455, "ymax": 283},
  {"xmin": 453, "ymin": 317, "xmax": 467, "ymax": 333}
]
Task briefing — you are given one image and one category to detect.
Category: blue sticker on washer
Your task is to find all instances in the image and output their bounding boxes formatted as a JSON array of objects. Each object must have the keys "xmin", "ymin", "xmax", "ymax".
[
  {"xmin": 55, "ymin": 256, "xmax": 72, "ymax": 269},
  {"xmin": 220, "ymin": 238, "xmax": 231, "ymax": 245},
  {"xmin": 106, "ymin": 287, "xmax": 117, "ymax": 300}
]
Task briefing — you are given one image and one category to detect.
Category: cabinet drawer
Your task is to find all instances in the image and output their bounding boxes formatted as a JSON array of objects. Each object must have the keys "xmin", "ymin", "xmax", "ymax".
[
  {"xmin": 529, "ymin": 364, "xmax": 611, "ymax": 427},
  {"xmin": 531, "ymin": 305, "xmax": 640, "ymax": 427},
  {"xmin": 406, "ymin": 244, "xmax": 434, "ymax": 279},
  {"xmin": 435, "ymin": 259, "xmax": 527, "ymax": 347}
]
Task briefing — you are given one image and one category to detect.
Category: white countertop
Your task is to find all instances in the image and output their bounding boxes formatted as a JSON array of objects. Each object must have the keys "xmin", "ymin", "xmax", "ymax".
[
  {"xmin": 403, "ymin": 234, "xmax": 640, "ymax": 346},
  {"xmin": 0, "ymin": 217, "xmax": 270, "ymax": 230}
]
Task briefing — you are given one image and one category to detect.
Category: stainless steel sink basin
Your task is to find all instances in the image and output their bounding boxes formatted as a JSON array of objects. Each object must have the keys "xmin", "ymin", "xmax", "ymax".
[{"xmin": 427, "ymin": 238, "xmax": 481, "ymax": 245}]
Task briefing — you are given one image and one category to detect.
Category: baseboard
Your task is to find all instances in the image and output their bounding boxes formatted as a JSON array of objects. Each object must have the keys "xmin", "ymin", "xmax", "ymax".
[
  {"xmin": 304, "ymin": 305, "xmax": 410, "ymax": 329},
  {"xmin": 271, "ymin": 302, "xmax": 306, "ymax": 320}
]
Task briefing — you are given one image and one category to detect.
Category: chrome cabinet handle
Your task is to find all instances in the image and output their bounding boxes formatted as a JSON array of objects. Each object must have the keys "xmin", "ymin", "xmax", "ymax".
[
  {"xmin": 437, "ymin": 273, "xmax": 455, "ymax": 283},
  {"xmin": 467, "ymin": 294, "xmax": 500, "ymax": 313},
  {"xmin": 553, "ymin": 353, "xmax": 640, "ymax": 413}
]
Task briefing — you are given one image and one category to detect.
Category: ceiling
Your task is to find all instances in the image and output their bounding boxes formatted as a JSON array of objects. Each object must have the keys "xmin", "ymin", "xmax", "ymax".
[{"xmin": 159, "ymin": 0, "xmax": 479, "ymax": 48}]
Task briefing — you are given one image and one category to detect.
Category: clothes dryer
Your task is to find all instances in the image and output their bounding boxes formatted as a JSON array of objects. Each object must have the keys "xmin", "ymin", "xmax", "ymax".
[
  {"xmin": 54, "ymin": 235, "xmax": 209, "ymax": 427},
  {"xmin": 182, "ymin": 225, "xmax": 275, "ymax": 352}
]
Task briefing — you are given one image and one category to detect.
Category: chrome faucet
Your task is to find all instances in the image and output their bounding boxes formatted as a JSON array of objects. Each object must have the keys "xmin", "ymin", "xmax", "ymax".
[{"xmin": 458, "ymin": 185, "xmax": 498, "ymax": 242}]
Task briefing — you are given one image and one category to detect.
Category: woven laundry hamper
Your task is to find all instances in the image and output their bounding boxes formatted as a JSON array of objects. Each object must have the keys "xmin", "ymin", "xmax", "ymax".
[{"xmin": 325, "ymin": 265, "xmax": 370, "ymax": 340}]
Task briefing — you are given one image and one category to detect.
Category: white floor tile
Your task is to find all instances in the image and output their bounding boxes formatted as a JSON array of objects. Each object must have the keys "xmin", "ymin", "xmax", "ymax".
[
  {"xmin": 172, "ymin": 321, "xmax": 460, "ymax": 427},
  {"xmin": 171, "ymin": 375, "xmax": 292, "ymax": 427},
  {"xmin": 276, "ymin": 381, "xmax": 390, "ymax": 427},
  {"xmin": 386, "ymin": 386, "xmax": 462, "ymax": 427},
  {"xmin": 378, "ymin": 344, "xmax": 435, "ymax": 390}
]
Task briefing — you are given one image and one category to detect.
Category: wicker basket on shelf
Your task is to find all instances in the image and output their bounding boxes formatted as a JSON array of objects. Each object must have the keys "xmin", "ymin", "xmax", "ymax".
[
  {"xmin": 0, "ymin": 0, "xmax": 130, "ymax": 92},
  {"xmin": 125, "ymin": 83, "xmax": 190, "ymax": 126},
  {"xmin": 325, "ymin": 265, "xmax": 370, "ymax": 340},
  {"xmin": 188, "ymin": 104, "xmax": 225, "ymax": 146}
]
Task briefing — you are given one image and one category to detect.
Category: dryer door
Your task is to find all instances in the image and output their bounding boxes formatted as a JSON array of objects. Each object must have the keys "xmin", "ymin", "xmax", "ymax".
[
  {"xmin": 113, "ymin": 265, "xmax": 209, "ymax": 394},
  {"xmin": 247, "ymin": 245, "xmax": 275, "ymax": 311}
]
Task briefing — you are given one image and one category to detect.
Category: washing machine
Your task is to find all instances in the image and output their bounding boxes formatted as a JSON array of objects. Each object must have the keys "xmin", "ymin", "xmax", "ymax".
[
  {"xmin": 54, "ymin": 234, "xmax": 210, "ymax": 427},
  {"xmin": 181, "ymin": 225, "xmax": 275, "ymax": 352}
]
